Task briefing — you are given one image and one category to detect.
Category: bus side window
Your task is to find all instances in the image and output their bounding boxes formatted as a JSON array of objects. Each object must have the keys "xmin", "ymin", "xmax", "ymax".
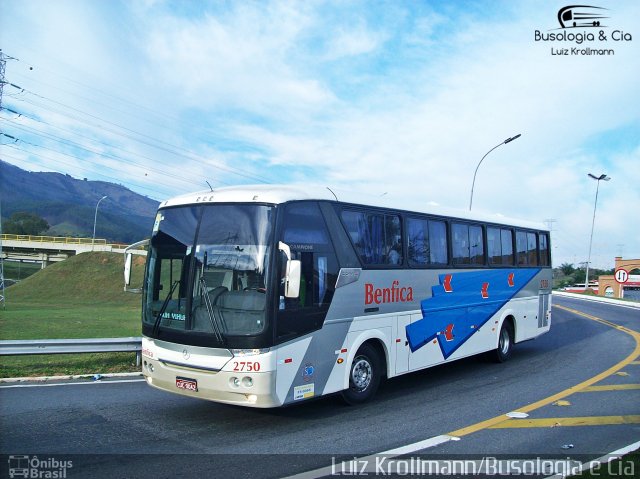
[
  {"xmin": 527, "ymin": 232, "xmax": 538, "ymax": 266},
  {"xmin": 516, "ymin": 231, "xmax": 528, "ymax": 266},
  {"xmin": 487, "ymin": 227, "xmax": 502, "ymax": 265},
  {"xmin": 470, "ymin": 225, "xmax": 485, "ymax": 265},
  {"xmin": 452, "ymin": 223, "xmax": 470, "ymax": 265},
  {"xmin": 539, "ymin": 233, "xmax": 550, "ymax": 266},
  {"xmin": 488, "ymin": 227, "xmax": 514, "ymax": 266},
  {"xmin": 453, "ymin": 222, "xmax": 484, "ymax": 265},
  {"xmin": 408, "ymin": 217, "xmax": 430, "ymax": 266},
  {"xmin": 408, "ymin": 217, "xmax": 447, "ymax": 267},
  {"xmin": 501, "ymin": 228, "xmax": 514, "ymax": 265},
  {"xmin": 341, "ymin": 210, "xmax": 403, "ymax": 266}
]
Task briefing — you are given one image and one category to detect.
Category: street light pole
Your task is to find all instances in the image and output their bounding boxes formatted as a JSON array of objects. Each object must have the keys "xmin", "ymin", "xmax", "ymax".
[
  {"xmin": 585, "ymin": 173, "xmax": 610, "ymax": 292},
  {"xmin": 469, "ymin": 134, "xmax": 522, "ymax": 211},
  {"xmin": 92, "ymin": 195, "xmax": 108, "ymax": 251}
]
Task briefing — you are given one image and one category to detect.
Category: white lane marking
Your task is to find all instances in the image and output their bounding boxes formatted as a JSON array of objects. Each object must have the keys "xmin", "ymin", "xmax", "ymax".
[
  {"xmin": 0, "ymin": 378, "xmax": 146, "ymax": 388},
  {"xmin": 280, "ymin": 435, "xmax": 456, "ymax": 479},
  {"xmin": 544, "ymin": 439, "xmax": 640, "ymax": 479}
]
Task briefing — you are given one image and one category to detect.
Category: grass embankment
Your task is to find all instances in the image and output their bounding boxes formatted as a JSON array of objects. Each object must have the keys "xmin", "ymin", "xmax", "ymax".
[{"xmin": 0, "ymin": 252, "xmax": 145, "ymax": 377}]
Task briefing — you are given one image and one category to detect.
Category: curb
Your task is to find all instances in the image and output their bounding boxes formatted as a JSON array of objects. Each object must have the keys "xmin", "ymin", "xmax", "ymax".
[
  {"xmin": 553, "ymin": 291, "xmax": 640, "ymax": 309},
  {"xmin": 0, "ymin": 371, "xmax": 143, "ymax": 384}
]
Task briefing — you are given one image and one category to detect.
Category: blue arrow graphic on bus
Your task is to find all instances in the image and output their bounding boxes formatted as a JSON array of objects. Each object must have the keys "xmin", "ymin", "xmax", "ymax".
[{"xmin": 406, "ymin": 269, "xmax": 540, "ymax": 359}]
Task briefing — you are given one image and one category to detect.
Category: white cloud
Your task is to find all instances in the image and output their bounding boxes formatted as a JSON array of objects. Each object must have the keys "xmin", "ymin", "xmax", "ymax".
[
  {"xmin": 1, "ymin": 0, "xmax": 638, "ymax": 269},
  {"xmin": 143, "ymin": 3, "xmax": 335, "ymax": 114}
]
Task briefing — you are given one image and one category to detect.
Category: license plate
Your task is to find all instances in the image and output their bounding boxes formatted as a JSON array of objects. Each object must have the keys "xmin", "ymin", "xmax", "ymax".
[{"xmin": 176, "ymin": 376, "xmax": 198, "ymax": 392}]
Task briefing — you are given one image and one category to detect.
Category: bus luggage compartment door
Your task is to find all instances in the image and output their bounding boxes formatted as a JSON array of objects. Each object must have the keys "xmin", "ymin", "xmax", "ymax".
[{"xmin": 395, "ymin": 315, "xmax": 411, "ymax": 375}]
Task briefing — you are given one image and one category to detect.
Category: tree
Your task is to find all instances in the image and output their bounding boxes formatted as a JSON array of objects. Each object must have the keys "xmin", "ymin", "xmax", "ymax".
[
  {"xmin": 559, "ymin": 262, "xmax": 575, "ymax": 275},
  {"xmin": 573, "ymin": 269, "xmax": 586, "ymax": 284},
  {"xmin": 2, "ymin": 212, "xmax": 49, "ymax": 235}
]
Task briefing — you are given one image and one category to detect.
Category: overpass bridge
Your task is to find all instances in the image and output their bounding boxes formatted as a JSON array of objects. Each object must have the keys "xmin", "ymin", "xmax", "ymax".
[{"xmin": 1, "ymin": 234, "xmax": 146, "ymax": 269}]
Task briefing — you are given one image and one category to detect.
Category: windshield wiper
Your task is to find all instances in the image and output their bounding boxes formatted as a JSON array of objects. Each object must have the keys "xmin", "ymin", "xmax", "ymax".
[
  {"xmin": 200, "ymin": 276, "xmax": 226, "ymax": 345},
  {"xmin": 152, "ymin": 280, "xmax": 180, "ymax": 337}
]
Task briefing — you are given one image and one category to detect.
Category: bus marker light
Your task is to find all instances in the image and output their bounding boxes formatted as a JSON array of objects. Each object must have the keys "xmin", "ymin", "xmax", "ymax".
[
  {"xmin": 341, "ymin": 348, "xmax": 347, "ymax": 353},
  {"xmin": 396, "ymin": 338, "xmax": 401, "ymax": 343},
  {"xmin": 337, "ymin": 358, "xmax": 344, "ymax": 364},
  {"xmin": 284, "ymin": 358, "xmax": 293, "ymax": 364}
]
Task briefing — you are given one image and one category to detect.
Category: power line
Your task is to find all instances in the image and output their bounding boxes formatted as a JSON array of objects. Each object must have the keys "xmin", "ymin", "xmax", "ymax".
[
  {"xmin": 6, "ymin": 86, "xmax": 271, "ymax": 186},
  {"xmin": 0, "ymin": 111, "xmax": 236, "ymax": 189},
  {"xmin": 3, "ymin": 57, "xmax": 274, "ymax": 185},
  {"xmin": 2, "ymin": 144, "xmax": 170, "ymax": 199},
  {"xmin": 9, "ymin": 53, "xmax": 258, "ymax": 161},
  {"xmin": 0, "ymin": 116, "xmax": 214, "ymax": 191}
]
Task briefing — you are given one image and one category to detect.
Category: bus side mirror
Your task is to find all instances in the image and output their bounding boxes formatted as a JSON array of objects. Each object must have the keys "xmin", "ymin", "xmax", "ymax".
[
  {"xmin": 124, "ymin": 253, "xmax": 133, "ymax": 286},
  {"xmin": 279, "ymin": 241, "xmax": 301, "ymax": 298},
  {"xmin": 124, "ymin": 238, "xmax": 149, "ymax": 293},
  {"xmin": 286, "ymin": 259, "xmax": 301, "ymax": 298}
]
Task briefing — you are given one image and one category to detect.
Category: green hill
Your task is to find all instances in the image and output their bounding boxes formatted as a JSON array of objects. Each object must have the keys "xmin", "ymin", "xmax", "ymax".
[
  {"xmin": 1, "ymin": 253, "xmax": 147, "ymax": 377},
  {"xmin": 2, "ymin": 252, "xmax": 146, "ymax": 341},
  {"xmin": 6, "ymin": 252, "xmax": 145, "ymax": 305}
]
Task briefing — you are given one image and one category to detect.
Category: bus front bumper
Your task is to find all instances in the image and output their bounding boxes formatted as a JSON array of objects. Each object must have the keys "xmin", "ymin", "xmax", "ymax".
[{"xmin": 142, "ymin": 357, "xmax": 282, "ymax": 408}]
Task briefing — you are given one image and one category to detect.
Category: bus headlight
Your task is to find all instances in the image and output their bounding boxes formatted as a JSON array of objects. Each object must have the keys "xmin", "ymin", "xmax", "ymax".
[
  {"xmin": 242, "ymin": 377, "xmax": 253, "ymax": 388},
  {"xmin": 232, "ymin": 348, "xmax": 270, "ymax": 357}
]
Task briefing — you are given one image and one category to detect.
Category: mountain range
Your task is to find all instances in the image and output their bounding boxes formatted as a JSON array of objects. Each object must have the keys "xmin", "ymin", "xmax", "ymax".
[{"xmin": 0, "ymin": 160, "xmax": 159, "ymax": 243}]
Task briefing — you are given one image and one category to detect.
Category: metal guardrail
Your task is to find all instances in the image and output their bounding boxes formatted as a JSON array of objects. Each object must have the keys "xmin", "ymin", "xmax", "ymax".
[
  {"xmin": 1, "ymin": 234, "xmax": 110, "ymax": 245},
  {"xmin": 0, "ymin": 337, "xmax": 143, "ymax": 366}
]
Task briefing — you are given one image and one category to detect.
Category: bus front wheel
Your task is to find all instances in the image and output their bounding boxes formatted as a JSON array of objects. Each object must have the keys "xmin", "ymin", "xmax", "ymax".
[
  {"xmin": 341, "ymin": 343, "xmax": 382, "ymax": 405},
  {"xmin": 494, "ymin": 321, "xmax": 514, "ymax": 363}
]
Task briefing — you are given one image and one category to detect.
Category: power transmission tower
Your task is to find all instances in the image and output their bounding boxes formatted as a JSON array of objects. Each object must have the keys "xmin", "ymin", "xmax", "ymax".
[
  {"xmin": 0, "ymin": 198, "xmax": 4, "ymax": 309},
  {"xmin": 544, "ymin": 218, "xmax": 556, "ymax": 232},
  {"xmin": 1, "ymin": 49, "xmax": 11, "ymax": 308},
  {"xmin": 0, "ymin": 49, "xmax": 6, "ymax": 108}
]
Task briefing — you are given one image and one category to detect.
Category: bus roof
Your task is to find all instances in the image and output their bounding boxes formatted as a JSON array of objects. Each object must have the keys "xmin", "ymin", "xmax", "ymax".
[{"xmin": 159, "ymin": 184, "xmax": 548, "ymax": 231}]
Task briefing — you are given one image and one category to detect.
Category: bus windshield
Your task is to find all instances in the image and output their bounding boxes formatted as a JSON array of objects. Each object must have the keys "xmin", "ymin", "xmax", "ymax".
[{"xmin": 143, "ymin": 204, "xmax": 274, "ymax": 345}]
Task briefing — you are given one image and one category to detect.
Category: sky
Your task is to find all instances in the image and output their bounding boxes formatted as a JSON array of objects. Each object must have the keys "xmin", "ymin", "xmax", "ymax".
[{"xmin": 1, "ymin": 0, "xmax": 638, "ymax": 270}]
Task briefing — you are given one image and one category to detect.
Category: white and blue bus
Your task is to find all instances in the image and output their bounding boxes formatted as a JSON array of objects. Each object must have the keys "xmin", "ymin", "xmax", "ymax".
[{"xmin": 129, "ymin": 185, "xmax": 552, "ymax": 407}]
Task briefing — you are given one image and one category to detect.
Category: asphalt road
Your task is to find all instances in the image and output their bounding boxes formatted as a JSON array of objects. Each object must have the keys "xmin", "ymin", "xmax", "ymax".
[{"xmin": 1, "ymin": 294, "xmax": 638, "ymax": 478}]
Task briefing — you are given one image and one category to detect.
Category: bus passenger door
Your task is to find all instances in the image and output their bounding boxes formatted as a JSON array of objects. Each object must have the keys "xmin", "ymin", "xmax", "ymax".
[{"xmin": 395, "ymin": 315, "xmax": 411, "ymax": 375}]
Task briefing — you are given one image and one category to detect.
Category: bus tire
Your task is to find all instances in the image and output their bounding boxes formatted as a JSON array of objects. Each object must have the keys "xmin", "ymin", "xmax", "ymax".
[
  {"xmin": 494, "ymin": 321, "xmax": 514, "ymax": 363},
  {"xmin": 341, "ymin": 343, "xmax": 382, "ymax": 405}
]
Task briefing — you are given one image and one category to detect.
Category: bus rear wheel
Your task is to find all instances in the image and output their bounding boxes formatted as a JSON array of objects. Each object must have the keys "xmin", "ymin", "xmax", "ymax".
[
  {"xmin": 341, "ymin": 343, "xmax": 382, "ymax": 405},
  {"xmin": 493, "ymin": 321, "xmax": 514, "ymax": 363}
]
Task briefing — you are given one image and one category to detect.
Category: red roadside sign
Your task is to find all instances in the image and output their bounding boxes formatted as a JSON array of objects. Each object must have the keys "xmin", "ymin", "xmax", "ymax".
[{"xmin": 614, "ymin": 268, "xmax": 629, "ymax": 284}]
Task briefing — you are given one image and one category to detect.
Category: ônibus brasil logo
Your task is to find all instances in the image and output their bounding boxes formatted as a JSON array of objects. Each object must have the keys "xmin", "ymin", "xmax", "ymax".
[{"xmin": 534, "ymin": 5, "xmax": 633, "ymax": 55}]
